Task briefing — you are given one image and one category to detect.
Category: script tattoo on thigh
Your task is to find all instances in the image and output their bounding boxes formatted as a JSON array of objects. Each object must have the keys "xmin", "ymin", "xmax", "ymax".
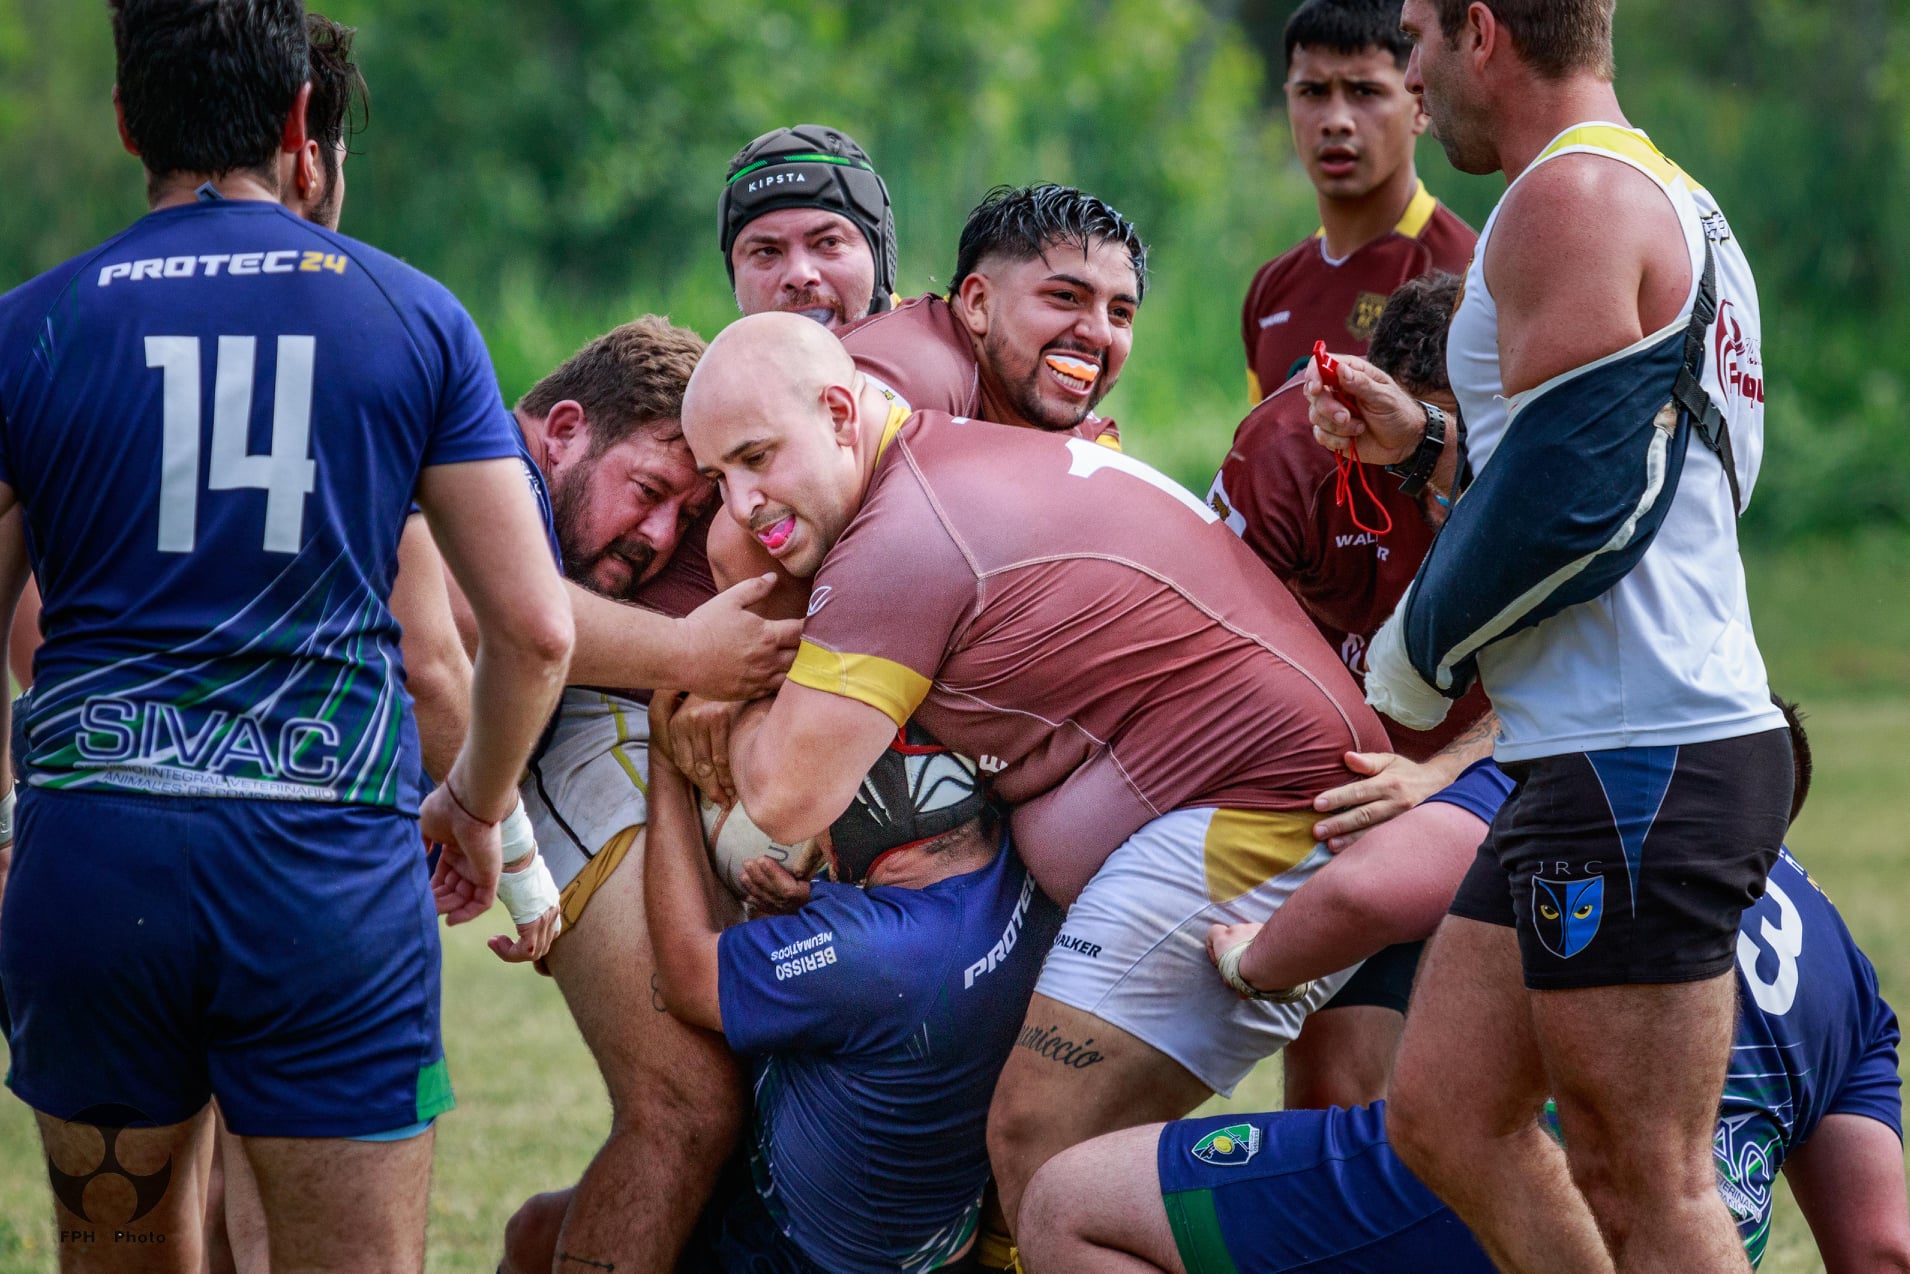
[{"xmin": 1014, "ymin": 1023, "xmax": 1106, "ymax": 1069}]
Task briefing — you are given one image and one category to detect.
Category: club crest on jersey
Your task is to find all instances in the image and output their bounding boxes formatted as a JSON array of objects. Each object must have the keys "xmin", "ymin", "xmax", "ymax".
[
  {"xmin": 1533, "ymin": 874, "xmax": 1604, "ymax": 959},
  {"xmin": 1345, "ymin": 291, "xmax": 1388, "ymax": 341},
  {"xmin": 1190, "ymin": 1123, "xmax": 1260, "ymax": 1167}
]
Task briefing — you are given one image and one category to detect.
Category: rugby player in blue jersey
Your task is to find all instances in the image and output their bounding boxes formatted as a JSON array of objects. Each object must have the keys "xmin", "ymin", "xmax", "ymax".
[
  {"xmin": 645, "ymin": 699, "xmax": 1062, "ymax": 1274},
  {"xmin": 0, "ymin": 4, "xmax": 572, "ymax": 1270},
  {"xmin": 1020, "ymin": 707, "xmax": 1910, "ymax": 1273}
]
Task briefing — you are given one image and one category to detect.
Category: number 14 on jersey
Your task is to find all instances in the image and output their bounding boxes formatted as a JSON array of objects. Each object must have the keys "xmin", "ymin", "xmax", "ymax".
[{"xmin": 145, "ymin": 334, "xmax": 317, "ymax": 554}]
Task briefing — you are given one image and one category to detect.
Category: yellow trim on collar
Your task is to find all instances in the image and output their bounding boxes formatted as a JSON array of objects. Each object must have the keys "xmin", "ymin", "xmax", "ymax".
[
  {"xmin": 1394, "ymin": 180, "xmax": 1439, "ymax": 239},
  {"xmin": 787, "ymin": 641, "xmax": 930, "ymax": 727},
  {"xmin": 1539, "ymin": 125, "xmax": 1691, "ymax": 190},
  {"xmin": 875, "ymin": 398, "xmax": 910, "ymax": 461}
]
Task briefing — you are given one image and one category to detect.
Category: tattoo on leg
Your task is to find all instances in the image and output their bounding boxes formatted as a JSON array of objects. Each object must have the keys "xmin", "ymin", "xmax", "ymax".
[
  {"xmin": 1014, "ymin": 1023, "xmax": 1105, "ymax": 1069},
  {"xmin": 559, "ymin": 1253, "xmax": 615, "ymax": 1271},
  {"xmin": 651, "ymin": 973, "xmax": 668, "ymax": 1014}
]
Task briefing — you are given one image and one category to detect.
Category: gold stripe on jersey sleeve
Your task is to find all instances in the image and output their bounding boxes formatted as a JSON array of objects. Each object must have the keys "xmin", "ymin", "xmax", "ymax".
[
  {"xmin": 1201, "ymin": 808, "xmax": 1322, "ymax": 902},
  {"xmin": 1539, "ymin": 125, "xmax": 1695, "ymax": 191},
  {"xmin": 1246, "ymin": 368, "xmax": 1263, "ymax": 404},
  {"xmin": 788, "ymin": 640, "xmax": 930, "ymax": 726},
  {"xmin": 1394, "ymin": 180, "xmax": 1439, "ymax": 239},
  {"xmin": 1095, "ymin": 432, "xmax": 1122, "ymax": 452}
]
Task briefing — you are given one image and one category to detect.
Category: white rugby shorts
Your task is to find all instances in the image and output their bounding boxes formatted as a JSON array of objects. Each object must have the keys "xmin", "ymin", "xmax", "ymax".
[
  {"xmin": 521, "ymin": 688, "xmax": 651, "ymax": 896},
  {"xmin": 1034, "ymin": 805, "xmax": 1358, "ymax": 1095}
]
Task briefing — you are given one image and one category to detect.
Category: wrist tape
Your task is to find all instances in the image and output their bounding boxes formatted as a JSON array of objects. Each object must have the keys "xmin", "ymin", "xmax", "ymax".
[
  {"xmin": 495, "ymin": 801, "xmax": 559, "ymax": 925},
  {"xmin": 1217, "ymin": 939, "xmax": 1314, "ymax": 1003}
]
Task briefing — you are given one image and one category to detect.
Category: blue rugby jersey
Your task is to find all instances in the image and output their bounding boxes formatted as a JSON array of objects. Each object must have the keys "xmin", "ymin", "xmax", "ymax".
[
  {"xmin": 0, "ymin": 196, "xmax": 525, "ymax": 811},
  {"xmin": 1713, "ymin": 846, "xmax": 1902, "ymax": 1260},
  {"xmin": 717, "ymin": 840, "xmax": 1062, "ymax": 1274}
]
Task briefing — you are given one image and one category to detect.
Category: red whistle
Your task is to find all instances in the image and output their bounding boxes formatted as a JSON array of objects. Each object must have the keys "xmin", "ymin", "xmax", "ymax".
[{"xmin": 1313, "ymin": 340, "xmax": 1350, "ymax": 408}]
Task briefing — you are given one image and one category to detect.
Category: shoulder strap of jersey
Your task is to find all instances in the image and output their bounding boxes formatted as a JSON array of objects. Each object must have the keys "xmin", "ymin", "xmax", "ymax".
[{"xmin": 1674, "ymin": 241, "xmax": 1741, "ymax": 515}]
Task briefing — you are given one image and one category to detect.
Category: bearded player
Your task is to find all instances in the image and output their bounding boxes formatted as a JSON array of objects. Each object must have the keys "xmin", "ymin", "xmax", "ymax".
[{"xmin": 673, "ymin": 313, "xmax": 1384, "ymax": 1237}]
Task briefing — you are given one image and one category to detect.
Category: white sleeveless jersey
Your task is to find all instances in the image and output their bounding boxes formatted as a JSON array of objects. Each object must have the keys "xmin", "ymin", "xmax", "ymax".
[{"xmin": 1447, "ymin": 123, "xmax": 1784, "ymax": 760}]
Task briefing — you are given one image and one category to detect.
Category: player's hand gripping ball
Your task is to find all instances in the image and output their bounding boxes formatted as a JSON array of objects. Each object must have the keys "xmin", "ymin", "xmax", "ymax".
[{"xmin": 699, "ymin": 795, "xmax": 825, "ymax": 899}]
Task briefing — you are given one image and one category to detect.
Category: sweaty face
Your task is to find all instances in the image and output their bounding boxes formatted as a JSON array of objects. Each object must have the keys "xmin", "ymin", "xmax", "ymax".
[
  {"xmin": 1285, "ymin": 45, "xmax": 1426, "ymax": 204},
  {"xmin": 731, "ymin": 209, "xmax": 878, "ymax": 331},
  {"xmin": 1401, "ymin": 0, "xmax": 1496, "ymax": 176},
  {"xmin": 548, "ymin": 427, "xmax": 715, "ymax": 600},
  {"xmin": 965, "ymin": 237, "xmax": 1140, "ymax": 433},
  {"xmin": 690, "ymin": 394, "xmax": 861, "ymax": 580}
]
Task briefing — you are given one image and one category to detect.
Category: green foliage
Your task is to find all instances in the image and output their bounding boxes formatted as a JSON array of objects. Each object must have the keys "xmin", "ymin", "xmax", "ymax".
[{"xmin": 0, "ymin": 0, "xmax": 1905, "ymax": 535}]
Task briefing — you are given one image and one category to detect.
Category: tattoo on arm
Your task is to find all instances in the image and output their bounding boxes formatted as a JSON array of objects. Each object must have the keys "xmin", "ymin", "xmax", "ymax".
[
  {"xmin": 559, "ymin": 1254, "xmax": 615, "ymax": 1271},
  {"xmin": 1014, "ymin": 1023, "xmax": 1105, "ymax": 1069},
  {"xmin": 1436, "ymin": 709, "xmax": 1499, "ymax": 760},
  {"xmin": 651, "ymin": 972, "xmax": 668, "ymax": 1014}
]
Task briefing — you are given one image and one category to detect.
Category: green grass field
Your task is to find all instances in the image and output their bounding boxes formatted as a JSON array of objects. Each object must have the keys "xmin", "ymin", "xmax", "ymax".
[{"xmin": 0, "ymin": 537, "xmax": 1905, "ymax": 1272}]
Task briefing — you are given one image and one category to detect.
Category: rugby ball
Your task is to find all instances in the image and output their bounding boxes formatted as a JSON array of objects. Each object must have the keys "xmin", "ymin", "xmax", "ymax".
[{"xmin": 698, "ymin": 795, "xmax": 825, "ymax": 897}]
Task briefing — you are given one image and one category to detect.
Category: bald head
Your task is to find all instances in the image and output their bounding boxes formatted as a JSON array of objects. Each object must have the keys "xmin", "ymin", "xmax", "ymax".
[
  {"xmin": 684, "ymin": 312, "xmax": 882, "ymax": 578},
  {"xmin": 682, "ymin": 312, "xmax": 856, "ymax": 463}
]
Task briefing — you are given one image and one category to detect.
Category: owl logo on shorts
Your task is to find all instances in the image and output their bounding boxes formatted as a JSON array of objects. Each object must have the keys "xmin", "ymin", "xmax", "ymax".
[
  {"xmin": 1190, "ymin": 1123, "xmax": 1261, "ymax": 1167},
  {"xmin": 1533, "ymin": 874, "xmax": 1604, "ymax": 959}
]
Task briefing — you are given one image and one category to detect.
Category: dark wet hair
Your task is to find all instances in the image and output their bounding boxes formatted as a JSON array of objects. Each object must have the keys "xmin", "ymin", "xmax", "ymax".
[
  {"xmin": 949, "ymin": 183, "xmax": 1149, "ymax": 303},
  {"xmin": 1367, "ymin": 271, "xmax": 1461, "ymax": 394},
  {"xmin": 1285, "ymin": 0, "xmax": 1414, "ymax": 73},
  {"xmin": 304, "ymin": 12, "xmax": 367, "ymax": 183},
  {"xmin": 110, "ymin": 0, "xmax": 308, "ymax": 184}
]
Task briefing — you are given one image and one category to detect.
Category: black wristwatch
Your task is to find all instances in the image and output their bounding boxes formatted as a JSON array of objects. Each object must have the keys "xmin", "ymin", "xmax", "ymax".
[{"xmin": 1386, "ymin": 400, "xmax": 1447, "ymax": 497}]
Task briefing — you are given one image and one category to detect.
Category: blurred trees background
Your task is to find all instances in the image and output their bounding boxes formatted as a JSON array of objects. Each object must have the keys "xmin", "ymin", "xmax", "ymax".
[{"xmin": 1, "ymin": 0, "xmax": 1904, "ymax": 542}]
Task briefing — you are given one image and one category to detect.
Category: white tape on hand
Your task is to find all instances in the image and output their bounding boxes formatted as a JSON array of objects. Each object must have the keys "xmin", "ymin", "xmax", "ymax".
[
  {"xmin": 499, "ymin": 797, "xmax": 538, "ymax": 867},
  {"xmin": 495, "ymin": 852, "xmax": 561, "ymax": 927},
  {"xmin": 1217, "ymin": 938, "xmax": 1314, "ymax": 1004},
  {"xmin": 0, "ymin": 785, "xmax": 14, "ymax": 844}
]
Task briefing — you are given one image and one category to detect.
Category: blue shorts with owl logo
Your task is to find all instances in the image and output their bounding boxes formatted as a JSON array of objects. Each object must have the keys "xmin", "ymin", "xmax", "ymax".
[{"xmin": 1449, "ymin": 729, "xmax": 1793, "ymax": 990}]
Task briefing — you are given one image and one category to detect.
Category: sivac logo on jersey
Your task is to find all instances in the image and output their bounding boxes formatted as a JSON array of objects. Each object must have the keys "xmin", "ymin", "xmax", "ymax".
[
  {"xmin": 1712, "ymin": 1111, "xmax": 1779, "ymax": 1228},
  {"xmin": 74, "ymin": 696, "xmax": 343, "ymax": 791},
  {"xmin": 1533, "ymin": 874, "xmax": 1605, "ymax": 958},
  {"xmin": 1190, "ymin": 1123, "xmax": 1261, "ymax": 1167}
]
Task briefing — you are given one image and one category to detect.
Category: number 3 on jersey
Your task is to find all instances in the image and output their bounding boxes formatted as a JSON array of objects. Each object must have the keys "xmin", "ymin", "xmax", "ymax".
[{"xmin": 146, "ymin": 334, "xmax": 317, "ymax": 554}]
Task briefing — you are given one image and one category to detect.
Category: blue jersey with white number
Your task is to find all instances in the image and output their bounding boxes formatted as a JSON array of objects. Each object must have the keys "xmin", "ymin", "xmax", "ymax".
[
  {"xmin": 0, "ymin": 197, "xmax": 523, "ymax": 811},
  {"xmin": 1712, "ymin": 846, "xmax": 1901, "ymax": 1260}
]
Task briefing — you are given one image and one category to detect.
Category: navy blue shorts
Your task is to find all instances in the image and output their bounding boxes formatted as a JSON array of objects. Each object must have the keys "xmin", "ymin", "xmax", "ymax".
[
  {"xmin": 0, "ymin": 788, "xmax": 453, "ymax": 1137},
  {"xmin": 1158, "ymin": 1106, "xmax": 1490, "ymax": 1273},
  {"xmin": 1450, "ymin": 730, "xmax": 1792, "ymax": 989}
]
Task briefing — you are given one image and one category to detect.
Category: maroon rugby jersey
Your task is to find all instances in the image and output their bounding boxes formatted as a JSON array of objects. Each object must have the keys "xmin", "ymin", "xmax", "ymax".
[
  {"xmin": 840, "ymin": 294, "xmax": 1121, "ymax": 448},
  {"xmin": 630, "ymin": 507, "xmax": 717, "ymax": 619},
  {"xmin": 1240, "ymin": 183, "xmax": 1473, "ymax": 401},
  {"xmin": 787, "ymin": 411, "xmax": 1384, "ymax": 903},
  {"xmin": 1206, "ymin": 377, "xmax": 1489, "ymax": 759}
]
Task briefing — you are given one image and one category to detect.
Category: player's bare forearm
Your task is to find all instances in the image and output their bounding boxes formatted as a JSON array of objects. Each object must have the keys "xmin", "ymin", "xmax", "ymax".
[
  {"xmin": 730, "ymin": 685, "xmax": 896, "ymax": 844},
  {"xmin": 391, "ymin": 515, "xmax": 472, "ymax": 782},
  {"xmin": 642, "ymin": 699, "xmax": 729, "ymax": 1031},
  {"xmin": 565, "ymin": 577, "xmax": 799, "ymax": 701},
  {"xmin": 1783, "ymin": 1113, "xmax": 1910, "ymax": 1273},
  {"xmin": 1434, "ymin": 709, "xmax": 1499, "ymax": 770},
  {"xmin": 709, "ymin": 513, "xmax": 810, "ymax": 619}
]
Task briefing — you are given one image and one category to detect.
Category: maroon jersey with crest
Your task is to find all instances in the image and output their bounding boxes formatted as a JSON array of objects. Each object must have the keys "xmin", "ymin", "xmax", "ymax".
[
  {"xmin": 840, "ymin": 293, "xmax": 1121, "ymax": 447},
  {"xmin": 1206, "ymin": 378, "xmax": 1489, "ymax": 759},
  {"xmin": 1240, "ymin": 183, "xmax": 1473, "ymax": 401},
  {"xmin": 787, "ymin": 411, "xmax": 1384, "ymax": 903}
]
